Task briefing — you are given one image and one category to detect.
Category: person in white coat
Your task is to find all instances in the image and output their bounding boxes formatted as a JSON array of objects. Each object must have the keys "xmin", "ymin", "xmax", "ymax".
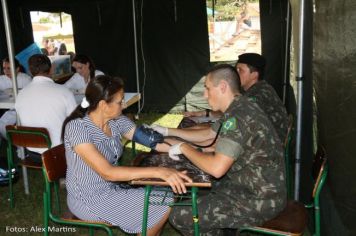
[
  {"xmin": 64, "ymin": 54, "xmax": 104, "ymax": 93},
  {"xmin": 15, "ymin": 54, "xmax": 77, "ymax": 154},
  {"xmin": 0, "ymin": 58, "xmax": 32, "ymax": 139},
  {"xmin": 0, "ymin": 57, "xmax": 31, "ymax": 91}
]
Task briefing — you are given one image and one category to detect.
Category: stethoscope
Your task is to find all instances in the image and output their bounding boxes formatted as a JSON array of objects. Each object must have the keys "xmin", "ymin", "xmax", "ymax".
[{"xmin": 163, "ymin": 123, "xmax": 222, "ymax": 149}]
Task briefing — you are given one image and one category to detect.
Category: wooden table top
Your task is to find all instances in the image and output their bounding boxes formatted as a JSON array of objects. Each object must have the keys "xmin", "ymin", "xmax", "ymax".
[{"xmin": 130, "ymin": 152, "xmax": 212, "ymax": 188}]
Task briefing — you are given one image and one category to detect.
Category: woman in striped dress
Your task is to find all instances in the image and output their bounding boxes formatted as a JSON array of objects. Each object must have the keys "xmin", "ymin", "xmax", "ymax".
[{"xmin": 62, "ymin": 75, "xmax": 192, "ymax": 235}]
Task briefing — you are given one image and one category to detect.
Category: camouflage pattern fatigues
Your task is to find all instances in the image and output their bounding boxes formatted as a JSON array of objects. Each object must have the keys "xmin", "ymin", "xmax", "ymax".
[
  {"xmin": 244, "ymin": 80, "xmax": 288, "ymax": 143},
  {"xmin": 169, "ymin": 95, "xmax": 286, "ymax": 235}
]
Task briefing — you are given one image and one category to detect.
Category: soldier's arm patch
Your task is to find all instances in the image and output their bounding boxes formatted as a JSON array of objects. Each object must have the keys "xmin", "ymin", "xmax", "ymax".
[
  {"xmin": 215, "ymin": 137, "xmax": 243, "ymax": 160},
  {"xmin": 221, "ymin": 117, "xmax": 237, "ymax": 133}
]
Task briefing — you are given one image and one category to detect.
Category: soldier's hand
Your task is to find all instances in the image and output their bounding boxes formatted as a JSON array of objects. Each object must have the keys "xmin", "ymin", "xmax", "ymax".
[{"xmin": 169, "ymin": 142, "xmax": 184, "ymax": 160}]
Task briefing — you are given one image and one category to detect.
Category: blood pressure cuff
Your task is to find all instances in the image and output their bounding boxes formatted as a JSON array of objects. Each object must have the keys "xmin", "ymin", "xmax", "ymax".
[{"xmin": 132, "ymin": 125, "xmax": 164, "ymax": 149}]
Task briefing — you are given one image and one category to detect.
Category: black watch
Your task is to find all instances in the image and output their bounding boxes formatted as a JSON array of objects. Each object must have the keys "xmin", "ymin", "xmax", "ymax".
[{"xmin": 206, "ymin": 109, "xmax": 210, "ymax": 117}]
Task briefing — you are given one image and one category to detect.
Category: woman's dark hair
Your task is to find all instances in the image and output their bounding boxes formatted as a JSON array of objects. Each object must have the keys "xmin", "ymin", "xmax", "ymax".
[
  {"xmin": 72, "ymin": 54, "xmax": 96, "ymax": 79},
  {"xmin": 2, "ymin": 57, "xmax": 20, "ymax": 68},
  {"xmin": 61, "ymin": 75, "xmax": 125, "ymax": 140}
]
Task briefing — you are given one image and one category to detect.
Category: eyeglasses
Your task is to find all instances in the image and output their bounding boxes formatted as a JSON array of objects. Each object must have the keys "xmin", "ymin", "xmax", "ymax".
[{"xmin": 113, "ymin": 99, "xmax": 126, "ymax": 107}]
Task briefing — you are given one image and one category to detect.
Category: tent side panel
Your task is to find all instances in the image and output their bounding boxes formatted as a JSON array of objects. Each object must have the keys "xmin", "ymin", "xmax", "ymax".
[{"xmin": 314, "ymin": 0, "xmax": 356, "ymax": 234}]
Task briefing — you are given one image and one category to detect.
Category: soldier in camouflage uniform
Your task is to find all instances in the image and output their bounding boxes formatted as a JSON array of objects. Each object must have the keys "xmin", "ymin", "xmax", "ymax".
[
  {"xmin": 236, "ymin": 53, "xmax": 288, "ymax": 143},
  {"xmin": 152, "ymin": 64, "xmax": 286, "ymax": 235}
]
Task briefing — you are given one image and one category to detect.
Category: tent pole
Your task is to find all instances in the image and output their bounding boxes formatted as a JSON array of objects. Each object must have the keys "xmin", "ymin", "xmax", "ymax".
[
  {"xmin": 1, "ymin": 0, "xmax": 18, "ymax": 97},
  {"xmin": 132, "ymin": 0, "xmax": 141, "ymax": 115},
  {"xmin": 294, "ymin": 0, "xmax": 305, "ymax": 201},
  {"xmin": 282, "ymin": 1, "xmax": 290, "ymax": 105},
  {"xmin": 2, "ymin": 0, "xmax": 29, "ymax": 196}
]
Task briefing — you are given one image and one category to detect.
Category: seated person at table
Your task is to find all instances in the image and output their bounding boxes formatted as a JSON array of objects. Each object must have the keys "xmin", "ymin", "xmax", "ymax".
[
  {"xmin": 15, "ymin": 54, "xmax": 77, "ymax": 154},
  {"xmin": 62, "ymin": 75, "xmax": 192, "ymax": 235},
  {"xmin": 63, "ymin": 54, "xmax": 104, "ymax": 93},
  {"xmin": 152, "ymin": 64, "xmax": 286, "ymax": 235},
  {"xmin": 236, "ymin": 53, "xmax": 288, "ymax": 142},
  {"xmin": 0, "ymin": 57, "xmax": 31, "ymax": 91},
  {"xmin": 0, "ymin": 57, "xmax": 32, "ymax": 139}
]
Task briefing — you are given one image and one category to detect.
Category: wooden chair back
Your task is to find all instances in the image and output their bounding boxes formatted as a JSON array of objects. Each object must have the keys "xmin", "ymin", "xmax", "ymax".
[
  {"xmin": 6, "ymin": 125, "xmax": 51, "ymax": 148},
  {"xmin": 239, "ymin": 146, "xmax": 329, "ymax": 236},
  {"xmin": 312, "ymin": 146, "xmax": 328, "ymax": 198},
  {"xmin": 42, "ymin": 144, "xmax": 66, "ymax": 182},
  {"xmin": 5, "ymin": 125, "xmax": 52, "ymax": 207},
  {"xmin": 41, "ymin": 144, "xmax": 114, "ymax": 236}
]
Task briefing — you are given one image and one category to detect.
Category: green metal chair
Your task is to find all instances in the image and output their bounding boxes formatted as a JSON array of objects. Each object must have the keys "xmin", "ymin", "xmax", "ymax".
[
  {"xmin": 239, "ymin": 146, "xmax": 328, "ymax": 236},
  {"xmin": 140, "ymin": 185, "xmax": 201, "ymax": 236},
  {"xmin": 42, "ymin": 144, "xmax": 114, "ymax": 236},
  {"xmin": 131, "ymin": 152, "xmax": 211, "ymax": 236},
  {"xmin": 305, "ymin": 147, "xmax": 328, "ymax": 236},
  {"xmin": 6, "ymin": 125, "xmax": 52, "ymax": 208},
  {"xmin": 284, "ymin": 114, "xmax": 294, "ymax": 199}
]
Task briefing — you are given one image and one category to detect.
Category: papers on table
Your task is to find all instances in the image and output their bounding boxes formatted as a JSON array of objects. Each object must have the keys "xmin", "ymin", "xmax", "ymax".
[
  {"xmin": 187, "ymin": 116, "xmax": 219, "ymax": 124},
  {"xmin": 124, "ymin": 92, "xmax": 141, "ymax": 108},
  {"xmin": 0, "ymin": 90, "xmax": 15, "ymax": 109}
]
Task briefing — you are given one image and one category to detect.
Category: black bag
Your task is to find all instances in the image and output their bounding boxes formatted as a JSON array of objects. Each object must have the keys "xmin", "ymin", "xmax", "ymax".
[{"xmin": 0, "ymin": 167, "xmax": 18, "ymax": 186}]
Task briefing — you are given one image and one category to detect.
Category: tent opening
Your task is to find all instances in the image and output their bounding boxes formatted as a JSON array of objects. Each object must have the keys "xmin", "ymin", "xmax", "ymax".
[
  {"xmin": 207, "ymin": 0, "xmax": 261, "ymax": 62},
  {"xmin": 30, "ymin": 11, "xmax": 75, "ymax": 55}
]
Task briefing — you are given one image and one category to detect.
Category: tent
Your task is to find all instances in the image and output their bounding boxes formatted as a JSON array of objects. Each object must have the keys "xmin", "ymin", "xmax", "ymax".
[{"xmin": 1, "ymin": 0, "xmax": 355, "ymax": 235}]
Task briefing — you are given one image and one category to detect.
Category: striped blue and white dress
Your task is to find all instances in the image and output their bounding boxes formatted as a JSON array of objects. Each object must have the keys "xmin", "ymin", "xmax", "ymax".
[{"xmin": 64, "ymin": 115, "xmax": 172, "ymax": 234}]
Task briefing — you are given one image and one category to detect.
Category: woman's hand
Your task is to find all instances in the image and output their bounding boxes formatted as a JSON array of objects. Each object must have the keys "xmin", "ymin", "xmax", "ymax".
[{"xmin": 158, "ymin": 168, "xmax": 192, "ymax": 194}]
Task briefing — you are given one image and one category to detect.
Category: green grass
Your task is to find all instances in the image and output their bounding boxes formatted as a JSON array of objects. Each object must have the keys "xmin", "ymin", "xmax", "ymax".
[{"xmin": 0, "ymin": 113, "xmax": 184, "ymax": 236}]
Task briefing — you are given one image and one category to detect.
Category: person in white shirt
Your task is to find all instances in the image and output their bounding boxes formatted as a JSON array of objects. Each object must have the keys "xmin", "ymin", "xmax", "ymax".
[
  {"xmin": 0, "ymin": 58, "xmax": 32, "ymax": 139},
  {"xmin": 15, "ymin": 54, "xmax": 77, "ymax": 154},
  {"xmin": 64, "ymin": 54, "xmax": 104, "ymax": 93},
  {"xmin": 0, "ymin": 57, "xmax": 31, "ymax": 91}
]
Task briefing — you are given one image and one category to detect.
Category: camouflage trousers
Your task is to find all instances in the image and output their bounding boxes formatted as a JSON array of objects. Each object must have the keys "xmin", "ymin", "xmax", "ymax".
[{"xmin": 169, "ymin": 193, "xmax": 266, "ymax": 236}]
